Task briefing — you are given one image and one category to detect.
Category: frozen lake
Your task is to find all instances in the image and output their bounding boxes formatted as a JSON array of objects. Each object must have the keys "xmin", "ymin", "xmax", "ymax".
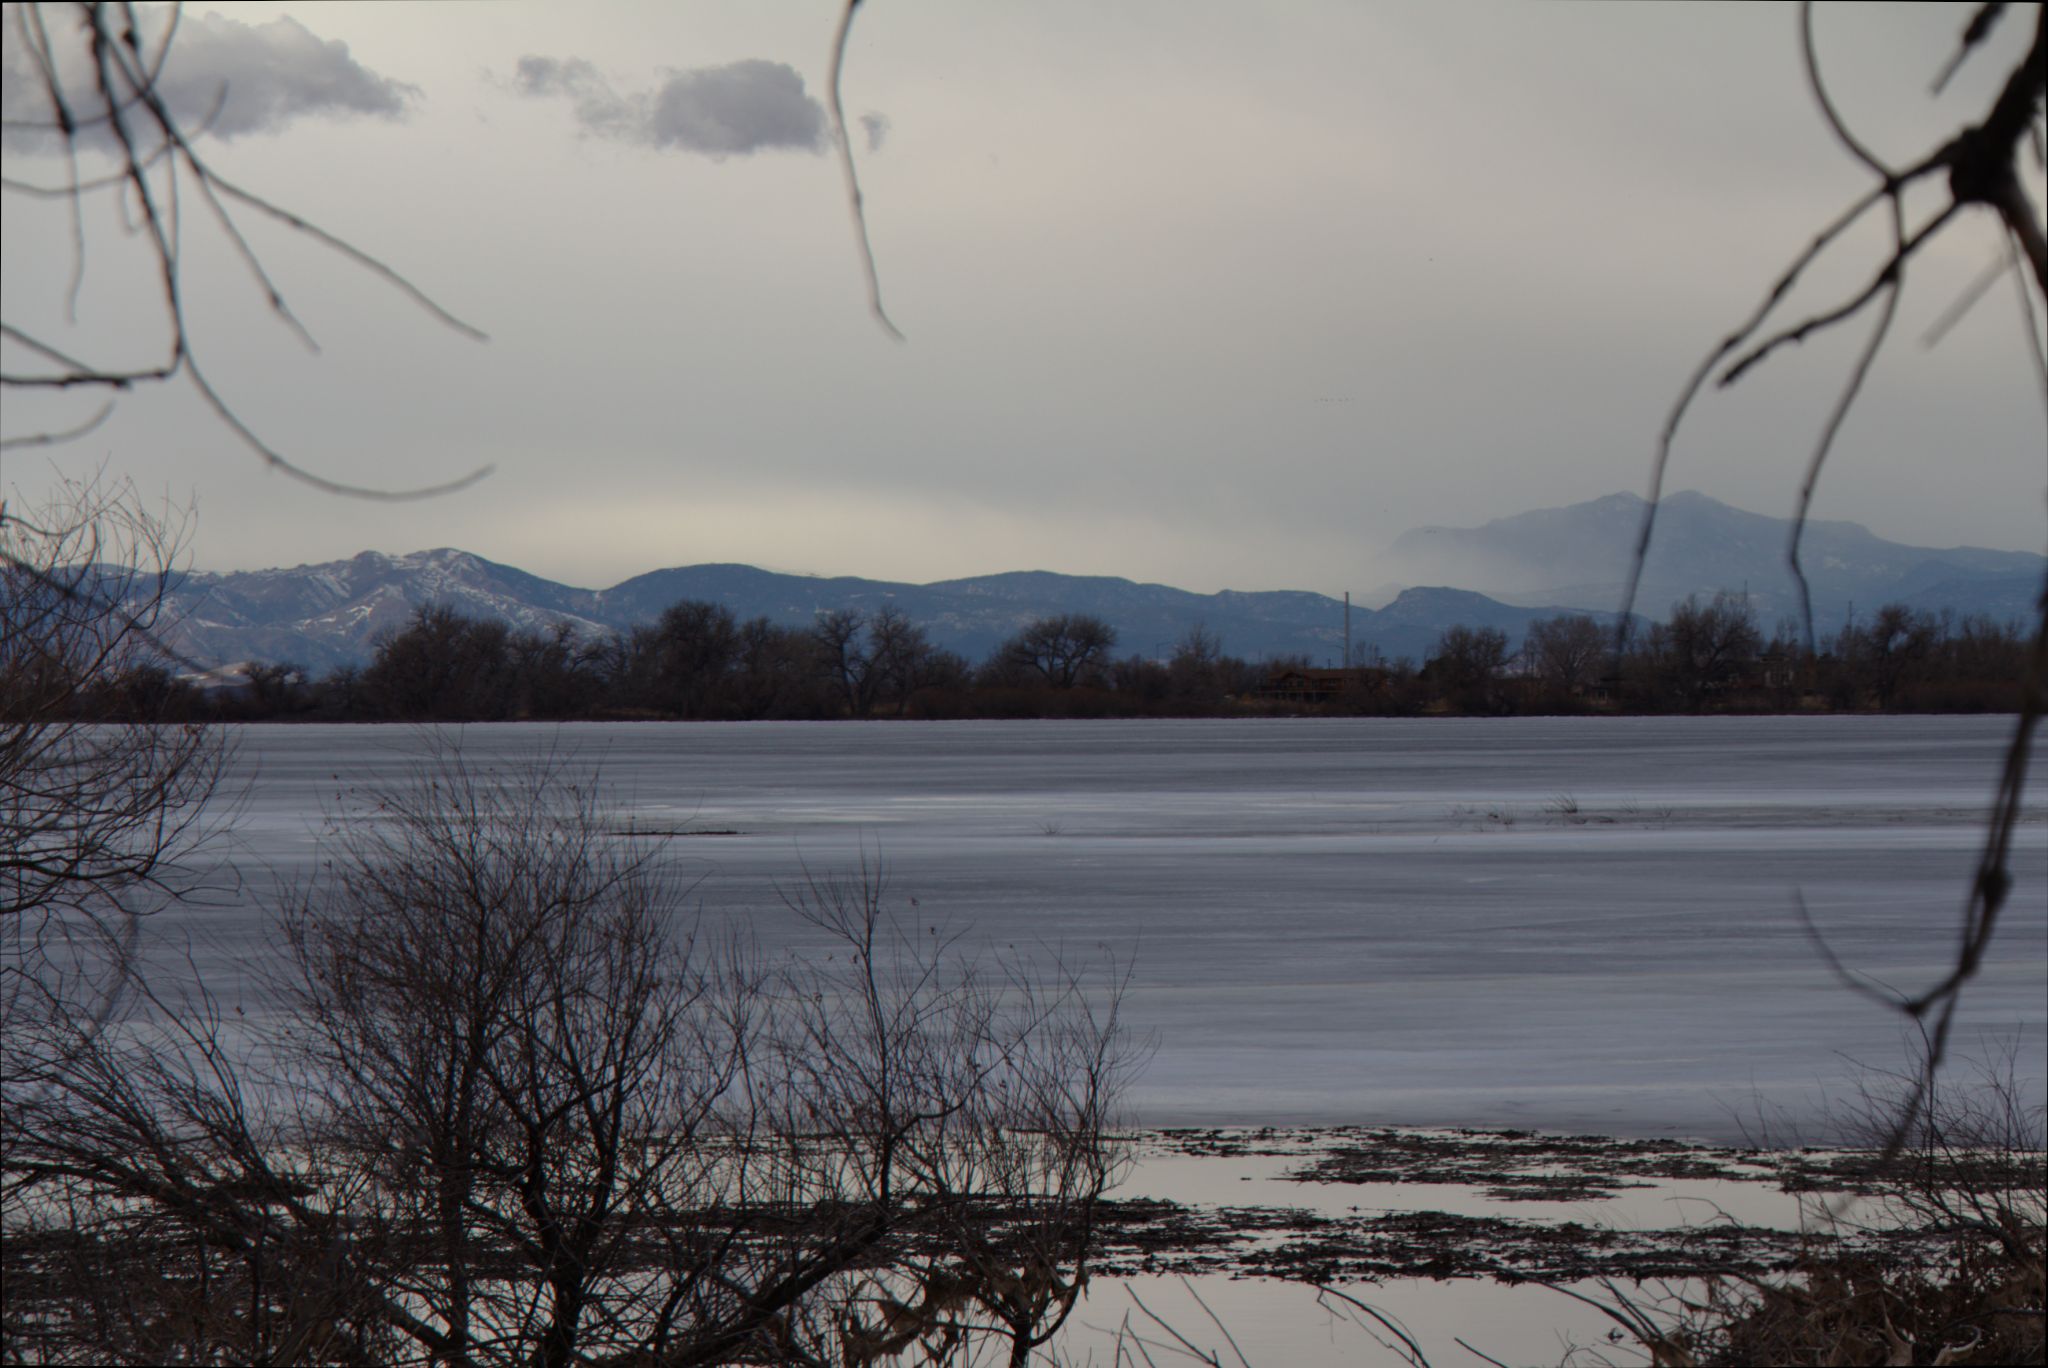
[{"xmin": 178, "ymin": 716, "xmax": 2045, "ymax": 1142}]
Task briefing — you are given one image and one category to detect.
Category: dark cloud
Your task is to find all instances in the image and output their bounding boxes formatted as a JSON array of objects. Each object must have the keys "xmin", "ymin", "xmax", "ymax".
[
  {"xmin": 515, "ymin": 55, "xmax": 827, "ymax": 157},
  {"xmin": 2, "ymin": 8, "xmax": 416, "ymax": 151},
  {"xmin": 860, "ymin": 112, "xmax": 889, "ymax": 153}
]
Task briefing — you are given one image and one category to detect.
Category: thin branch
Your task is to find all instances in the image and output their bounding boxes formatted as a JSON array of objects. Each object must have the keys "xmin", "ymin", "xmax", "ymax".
[
  {"xmin": 1622, "ymin": 4, "xmax": 1990, "ymax": 634},
  {"xmin": 1181, "ymin": 1277, "xmax": 1251, "ymax": 1368},
  {"xmin": 1803, "ymin": 2, "xmax": 1892, "ymax": 178},
  {"xmin": 2, "ymin": 2, "xmax": 490, "ymax": 499},
  {"xmin": 20, "ymin": 3, "xmax": 75, "ymax": 139},
  {"xmin": 1786, "ymin": 196, "xmax": 1906, "ymax": 651},
  {"xmin": 1121, "ymin": 1285, "xmax": 1225, "ymax": 1367},
  {"xmin": 0, "ymin": 84, "xmax": 223, "ymax": 202},
  {"xmin": 1857, "ymin": 573, "xmax": 2044, "ymax": 1164},
  {"xmin": 1316, "ymin": 1284, "xmax": 1433, "ymax": 1368},
  {"xmin": 1538, "ymin": 1279, "xmax": 1674, "ymax": 1348},
  {"xmin": 182, "ymin": 355, "xmax": 493, "ymax": 501},
  {"xmin": 2009, "ymin": 226, "xmax": 2048, "ymax": 413},
  {"xmin": 1452, "ymin": 1337, "xmax": 1511, "ymax": 1368},
  {"xmin": 0, "ymin": 323, "xmax": 177, "ymax": 389},
  {"xmin": 1954, "ymin": 6, "xmax": 2048, "ymax": 292},
  {"xmin": 1617, "ymin": 174, "xmax": 1931, "ymax": 631},
  {"xmin": 1632, "ymin": 0, "xmax": 2046, "ymax": 1189},
  {"xmin": 1791, "ymin": 892, "xmax": 1913, "ymax": 1015},
  {"xmin": 0, "ymin": 399, "xmax": 115, "ymax": 450},
  {"xmin": 1901, "ymin": 588, "xmax": 2044, "ymax": 1026},
  {"xmin": 827, "ymin": 0, "xmax": 904, "ymax": 342},
  {"xmin": 204, "ymin": 173, "xmax": 489, "ymax": 344},
  {"xmin": 1932, "ymin": 3, "xmax": 2008, "ymax": 95},
  {"xmin": 0, "ymin": 544, "xmax": 213, "ymax": 679},
  {"xmin": 192, "ymin": 168, "xmax": 320, "ymax": 355},
  {"xmin": 1720, "ymin": 202, "xmax": 1959, "ymax": 388},
  {"xmin": 1918, "ymin": 247, "xmax": 2019, "ymax": 350},
  {"xmin": 53, "ymin": 7, "xmax": 91, "ymax": 326}
]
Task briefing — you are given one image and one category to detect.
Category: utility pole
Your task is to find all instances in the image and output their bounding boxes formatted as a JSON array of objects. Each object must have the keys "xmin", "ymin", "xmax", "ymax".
[{"xmin": 1344, "ymin": 591, "xmax": 1351, "ymax": 670}]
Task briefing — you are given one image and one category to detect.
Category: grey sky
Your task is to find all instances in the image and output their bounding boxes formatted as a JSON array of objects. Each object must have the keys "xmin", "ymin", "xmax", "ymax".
[{"xmin": 2, "ymin": 1, "xmax": 2043, "ymax": 597}]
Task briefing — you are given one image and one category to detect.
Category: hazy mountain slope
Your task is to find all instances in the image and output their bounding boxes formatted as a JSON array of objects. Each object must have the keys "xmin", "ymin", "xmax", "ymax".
[
  {"xmin": 1393, "ymin": 490, "xmax": 2042, "ymax": 632},
  {"xmin": 1355, "ymin": 588, "xmax": 1590, "ymax": 666}
]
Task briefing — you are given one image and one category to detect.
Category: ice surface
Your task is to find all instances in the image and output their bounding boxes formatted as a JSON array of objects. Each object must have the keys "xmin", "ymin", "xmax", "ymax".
[{"xmin": 171, "ymin": 716, "xmax": 2046, "ymax": 1141}]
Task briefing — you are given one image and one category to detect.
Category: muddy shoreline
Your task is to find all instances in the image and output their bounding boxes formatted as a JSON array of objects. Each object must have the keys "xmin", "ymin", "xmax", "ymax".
[{"xmin": 1091, "ymin": 1126, "xmax": 2036, "ymax": 1286}]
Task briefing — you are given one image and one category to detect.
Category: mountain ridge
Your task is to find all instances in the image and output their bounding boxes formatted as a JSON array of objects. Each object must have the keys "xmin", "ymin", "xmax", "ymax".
[{"xmin": 157, "ymin": 491, "xmax": 2041, "ymax": 673}]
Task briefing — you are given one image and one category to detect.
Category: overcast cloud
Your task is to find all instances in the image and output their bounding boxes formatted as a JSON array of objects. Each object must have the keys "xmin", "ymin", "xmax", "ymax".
[
  {"xmin": 1, "ymin": 5, "xmax": 413, "ymax": 149},
  {"xmin": 514, "ymin": 53, "xmax": 827, "ymax": 156},
  {"xmin": 1, "ymin": 1, "xmax": 2042, "ymax": 598}
]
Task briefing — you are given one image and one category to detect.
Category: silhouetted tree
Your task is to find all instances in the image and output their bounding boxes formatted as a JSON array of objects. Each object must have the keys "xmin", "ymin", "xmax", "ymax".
[
  {"xmin": 1168, "ymin": 624, "xmax": 1227, "ymax": 705},
  {"xmin": 1848, "ymin": 602, "xmax": 1937, "ymax": 708},
  {"xmin": 732, "ymin": 617, "xmax": 833, "ymax": 719},
  {"xmin": 865, "ymin": 605, "xmax": 934, "ymax": 714},
  {"xmin": 1110, "ymin": 655, "xmax": 1171, "ymax": 707},
  {"xmin": 1525, "ymin": 614, "xmax": 1608, "ymax": 697},
  {"xmin": 1660, "ymin": 592, "xmax": 1762, "ymax": 710},
  {"xmin": 243, "ymin": 661, "xmax": 310, "ymax": 717},
  {"xmin": 361, "ymin": 604, "xmax": 514, "ymax": 720},
  {"xmin": 621, "ymin": 600, "xmax": 741, "ymax": 718},
  {"xmin": 812, "ymin": 605, "xmax": 934, "ymax": 717},
  {"xmin": 504, "ymin": 622, "xmax": 603, "ymax": 719},
  {"xmin": 1001, "ymin": 614, "xmax": 1118, "ymax": 690},
  {"xmin": 1427, "ymin": 625, "xmax": 1509, "ymax": 711}
]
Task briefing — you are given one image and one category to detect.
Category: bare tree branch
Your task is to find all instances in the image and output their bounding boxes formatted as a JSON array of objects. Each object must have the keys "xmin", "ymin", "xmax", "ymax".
[
  {"xmin": 1629, "ymin": 0, "xmax": 2048, "ymax": 1173},
  {"xmin": 1786, "ymin": 197, "xmax": 1907, "ymax": 652},
  {"xmin": 827, "ymin": 0, "xmax": 905, "ymax": 342},
  {"xmin": 1933, "ymin": 3, "xmax": 2009, "ymax": 95},
  {"xmin": 1803, "ymin": 2, "xmax": 1893, "ymax": 178},
  {"xmin": 0, "ymin": 2, "xmax": 490, "ymax": 494},
  {"xmin": 1621, "ymin": 3, "xmax": 2044, "ymax": 635},
  {"xmin": 0, "ymin": 399, "xmax": 112, "ymax": 450},
  {"xmin": 1718, "ymin": 202, "xmax": 1959, "ymax": 389}
]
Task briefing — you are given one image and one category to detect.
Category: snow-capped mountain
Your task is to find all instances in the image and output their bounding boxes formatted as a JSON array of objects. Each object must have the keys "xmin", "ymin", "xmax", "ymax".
[{"xmin": 160, "ymin": 549, "xmax": 612, "ymax": 673}]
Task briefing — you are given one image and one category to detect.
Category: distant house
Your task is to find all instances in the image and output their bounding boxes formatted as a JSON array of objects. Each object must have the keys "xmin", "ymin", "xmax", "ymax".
[
  {"xmin": 1756, "ymin": 645, "xmax": 1798, "ymax": 691},
  {"xmin": 1255, "ymin": 666, "xmax": 1386, "ymax": 703}
]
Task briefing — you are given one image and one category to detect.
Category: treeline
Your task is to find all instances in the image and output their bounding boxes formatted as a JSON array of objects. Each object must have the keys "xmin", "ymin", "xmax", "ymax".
[
  {"xmin": 1427, "ymin": 594, "xmax": 2034, "ymax": 715},
  {"xmin": 65, "ymin": 592, "xmax": 2037, "ymax": 722}
]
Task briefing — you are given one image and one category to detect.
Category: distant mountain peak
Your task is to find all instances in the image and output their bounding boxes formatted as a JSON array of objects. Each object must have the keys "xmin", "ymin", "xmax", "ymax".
[{"xmin": 1392, "ymin": 490, "xmax": 2041, "ymax": 629}]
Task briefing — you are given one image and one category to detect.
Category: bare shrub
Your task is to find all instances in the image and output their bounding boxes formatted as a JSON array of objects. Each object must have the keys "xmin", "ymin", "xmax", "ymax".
[
  {"xmin": 1, "ymin": 751, "xmax": 1130, "ymax": 1366},
  {"xmin": 1, "ymin": 473, "xmax": 229, "ymax": 1118},
  {"xmin": 1578, "ymin": 1050, "xmax": 2045, "ymax": 1368},
  {"xmin": 0, "ymin": 474, "xmax": 224, "ymax": 926}
]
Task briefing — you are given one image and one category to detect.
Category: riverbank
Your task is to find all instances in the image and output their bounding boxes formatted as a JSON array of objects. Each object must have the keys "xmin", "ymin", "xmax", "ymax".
[{"xmin": 1073, "ymin": 1124, "xmax": 2044, "ymax": 1364}]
